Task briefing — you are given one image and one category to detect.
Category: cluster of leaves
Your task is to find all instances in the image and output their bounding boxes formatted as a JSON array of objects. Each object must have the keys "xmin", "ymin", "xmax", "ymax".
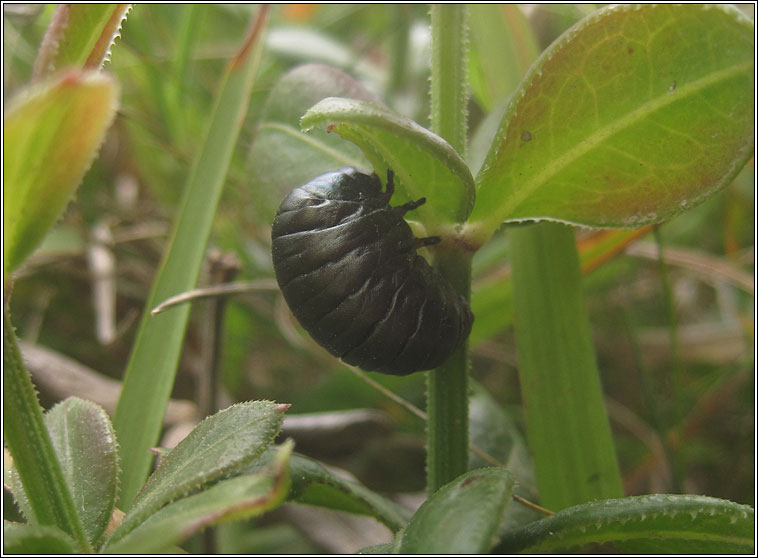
[
  {"xmin": 4, "ymin": 3, "xmax": 754, "ymax": 555},
  {"xmin": 4, "ymin": 399, "xmax": 292, "ymax": 554}
]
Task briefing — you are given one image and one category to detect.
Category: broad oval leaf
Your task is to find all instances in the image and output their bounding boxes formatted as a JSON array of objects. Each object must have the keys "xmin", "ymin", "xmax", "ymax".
[
  {"xmin": 103, "ymin": 441, "xmax": 292, "ymax": 555},
  {"xmin": 43, "ymin": 398, "xmax": 120, "ymax": 547},
  {"xmin": 493, "ymin": 494, "xmax": 755, "ymax": 554},
  {"xmin": 302, "ymin": 97, "xmax": 476, "ymax": 231},
  {"xmin": 4, "ymin": 398, "xmax": 119, "ymax": 548},
  {"xmin": 247, "ymin": 63, "xmax": 375, "ymax": 224},
  {"xmin": 3, "ymin": 71, "xmax": 119, "ymax": 274},
  {"xmin": 398, "ymin": 467, "xmax": 515, "ymax": 554},
  {"xmin": 472, "ymin": 4, "xmax": 754, "ymax": 240},
  {"xmin": 33, "ymin": 4, "xmax": 131, "ymax": 79},
  {"xmin": 108, "ymin": 401, "xmax": 287, "ymax": 546}
]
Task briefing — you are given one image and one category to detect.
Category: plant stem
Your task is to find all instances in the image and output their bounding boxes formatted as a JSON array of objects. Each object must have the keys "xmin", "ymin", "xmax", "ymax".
[
  {"xmin": 426, "ymin": 4, "xmax": 471, "ymax": 495},
  {"xmin": 426, "ymin": 248, "xmax": 473, "ymax": 494},
  {"xmin": 3, "ymin": 309, "xmax": 91, "ymax": 551},
  {"xmin": 510, "ymin": 222, "xmax": 623, "ymax": 510},
  {"xmin": 430, "ymin": 4, "xmax": 468, "ymax": 158}
]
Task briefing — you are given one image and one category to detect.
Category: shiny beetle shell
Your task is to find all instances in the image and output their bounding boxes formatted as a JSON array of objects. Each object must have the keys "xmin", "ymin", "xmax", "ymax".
[{"xmin": 271, "ymin": 167, "xmax": 474, "ymax": 376}]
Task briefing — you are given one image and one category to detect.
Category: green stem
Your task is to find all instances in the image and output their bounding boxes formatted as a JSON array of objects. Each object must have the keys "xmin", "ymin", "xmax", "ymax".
[
  {"xmin": 430, "ymin": 4, "xmax": 468, "ymax": 158},
  {"xmin": 426, "ymin": 4, "xmax": 470, "ymax": 495},
  {"xmin": 426, "ymin": 249, "xmax": 473, "ymax": 494},
  {"xmin": 510, "ymin": 222, "xmax": 623, "ymax": 511},
  {"xmin": 3, "ymin": 309, "xmax": 91, "ymax": 551}
]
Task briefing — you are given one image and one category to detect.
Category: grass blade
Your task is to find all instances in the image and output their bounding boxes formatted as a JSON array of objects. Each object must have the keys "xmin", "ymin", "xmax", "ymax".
[
  {"xmin": 510, "ymin": 222, "xmax": 624, "ymax": 510},
  {"xmin": 112, "ymin": 6, "xmax": 270, "ymax": 511}
]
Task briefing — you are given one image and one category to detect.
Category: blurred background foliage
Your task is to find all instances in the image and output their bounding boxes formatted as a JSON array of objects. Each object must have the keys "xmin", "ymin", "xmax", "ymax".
[{"xmin": 4, "ymin": 4, "xmax": 754, "ymax": 552}]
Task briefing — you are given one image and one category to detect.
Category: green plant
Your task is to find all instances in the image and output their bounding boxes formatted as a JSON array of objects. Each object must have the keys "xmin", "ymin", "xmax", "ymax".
[
  {"xmin": 5, "ymin": 5, "xmax": 299, "ymax": 554},
  {"xmin": 250, "ymin": 3, "xmax": 754, "ymax": 552},
  {"xmin": 4, "ymin": 4, "xmax": 754, "ymax": 554}
]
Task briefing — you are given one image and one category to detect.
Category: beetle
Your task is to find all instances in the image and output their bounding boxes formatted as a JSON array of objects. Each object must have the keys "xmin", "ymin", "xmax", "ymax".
[{"xmin": 271, "ymin": 166, "xmax": 473, "ymax": 375}]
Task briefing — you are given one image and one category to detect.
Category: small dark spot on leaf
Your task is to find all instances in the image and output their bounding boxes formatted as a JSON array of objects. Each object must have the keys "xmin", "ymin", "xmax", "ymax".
[
  {"xmin": 627, "ymin": 46, "xmax": 634, "ymax": 55},
  {"xmin": 461, "ymin": 474, "xmax": 482, "ymax": 487},
  {"xmin": 668, "ymin": 81, "xmax": 676, "ymax": 92},
  {"xmin": 587, "ymin": 472, "xmax": 600, "ymax": 483},
  {"xmin": 326, "ymin": 123, "xmax": 335, "ymax": 133},
  {"xmin": 521, "ymin": 130, "xmax": 532, "ymax": 142}
]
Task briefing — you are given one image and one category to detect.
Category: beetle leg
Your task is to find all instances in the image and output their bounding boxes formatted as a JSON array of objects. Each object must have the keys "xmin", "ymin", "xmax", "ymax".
[
  {"xmin": 400, "ymin": 197, "xmax": 426, "ymax": 212},
  {"xmin": 386, "ymin": 168, "xmax": 395, "ymax": 196}
]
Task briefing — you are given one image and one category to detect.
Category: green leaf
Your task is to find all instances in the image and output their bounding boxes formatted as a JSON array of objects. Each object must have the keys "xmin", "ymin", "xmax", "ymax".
[
  {"xmin": 494, "ymin": 494, "xmax": 755, "ymax": 554},
  {"xmin": 109, "ymin": 400, "xmax": 287, "ymax": 546},
  {"xmin": 3, "ymin": 71, "xmax": 119, "ymax": 274},
  {"xmin": 32, "ymin": 4, "xmax": 130, "ymax": 79},
  {"xmin": 103, "ymin": 441, "xmax": 292, "ymax": 554},
  {"xmin": 247, "ymin": 63, "xmax": 374, "ymax": 224},
  {"xmin": 471, "ymin": 4, "xmax": 754, "ymax": 241},
  {"xmin": 3, "ymin": 313, "xmax": 90, "ymax": 550},
  {"xmin": 4, "ymin": 449, "xmax": 31, "ymax": 524},
  {"xmin": 301, "ymin": 97, "xmax": 476, "ymax": 230},
  {"xmin": 287, "ymin": 453, "xmax": 411, "ymax": 532},
  {"xmin": 398, "ymin": 467, "xmax": 515, "ymax": 554},
  {"xmin": 469, "ymin": 270, "xmax": 514, "ymax": 347},
  {"xmin": 468, "ymin": 384, "xmax": 541, "ymax": 530},
  {"xmin": 243, "ymin": 448, "xmax": 411, "ymax": 532},
  {"xmin": 3, "ymin": 523, "xmax": 78, "ymax": 555},
  {"xmin": 112, "ymin": 6, "xmax": 269, "ymax": 510},
  {"xmin": 469, "ymin": 226, "xmax": 652, "ymax": 346},
  {"xmin": 510, "ymin": 222, "xmax": 623, "ymax": 510},
  {"xmin": 42, "ymin": 398, "xmax": 119, "ymax": 547},
  {"xmin": 469, "ymin": 98, "xmax": 509, "ymax": 177}
]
